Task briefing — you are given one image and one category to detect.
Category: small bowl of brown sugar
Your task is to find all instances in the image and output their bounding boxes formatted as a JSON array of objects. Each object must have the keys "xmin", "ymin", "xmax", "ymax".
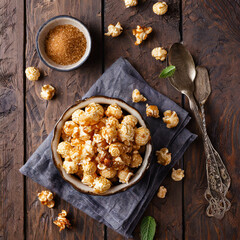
[{"xmin": 36, "ymin": 15, "xmax": 91, "ymax": 71}]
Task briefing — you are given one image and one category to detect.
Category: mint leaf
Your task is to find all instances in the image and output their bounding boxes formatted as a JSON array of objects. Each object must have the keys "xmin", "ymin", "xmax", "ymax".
[
  {"xmin": 159, "ymin": 65, "xmax": 176, "ymax": 78},
  {"xmin": 140, "ymin": 216, "xmax": 156, "ymax": 240}
]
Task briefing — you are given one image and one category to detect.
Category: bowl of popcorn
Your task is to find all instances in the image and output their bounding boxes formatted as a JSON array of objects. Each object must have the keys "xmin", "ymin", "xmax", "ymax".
[{"xmin": 51, "ymin": 96, "xmax": 152, "ymax": 195}]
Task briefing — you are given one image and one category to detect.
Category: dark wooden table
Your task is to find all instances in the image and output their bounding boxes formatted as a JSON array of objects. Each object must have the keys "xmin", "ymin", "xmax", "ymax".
[{"xmin": 1, "ymin": 0, "xmax": 240, "ymax": 239}]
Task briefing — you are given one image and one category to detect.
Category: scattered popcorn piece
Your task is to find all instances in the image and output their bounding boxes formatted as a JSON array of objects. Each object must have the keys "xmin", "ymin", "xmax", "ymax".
[
  {"xmin": 93, "ymin": 176, "xmax": 112, "ymax": 193},
  {"xmin": 53, "ymin": 210, "xmax": 71, "ymax": 232},
  {"xmin": 157, "ymin": 186, "xmax": 167, "ymax": 198},
  {"xmin": 118, "ymin": 166, "xmax": 133, "ymax": 184},
  {"xmin": 135, "ymin": 127, "xmax": 151, "ymax": 146},
  {"xmin": 40, "ymin": 84, "xmax": 55, "ymax": 100},
  {"xmin": 122, "ymin": 115, "xmax": 138, "ymax": 127},
  {"xmin": 132, "ymin": 25, "xmax": 152, "ymax": 45},
  {"xmin": 99, "ymin": 168, "xmax": 117, "ymax": 179},
  {"xmin": 153, "ymin": 1, "xmax": 168, "ymax": 15},
  {"xmin": 163, "ymin": 110, "xmax": 179, "ymax": 128},
  {"xmin": 25, "ymin": 67, "xmax": 40, "ymax": 81},
  {"xmin": 118, "ymin": 123, "xmax": 135, "ymax": 143},
  {"xmin": 105, "ymin": 22, "xmax": 123, "ymax": 37},
  {"xmin": 146, "ymin": 104, "xmax": 160, "ymax": 118},
  {"xmin": 151, "ymin": 47, "xmax": 167, "ymax": 61},
  {"xmin": 38, "ymin": 190, "xmax": 55, "ymax": 208},
  {"xmin": 82, "ymin": 173, "xmax": 97, "ymax": 187},
  {"xmin": 171, "ymin": 168, "xmax": 184, "ymax": 181},
  {"xmin": 105, "ymin": 103, "xmax": 123, "ymax": 119},
  {"xmin": 124, "ymin": 0, "xmax": 138, "ymax": 8},
  {"xmin": 130, "ymin": 151, "xmax": 142, "ymax": 168},
  {"xmin": 156, "ymin": 147, "xmax": 171, "ymax": 166},
  {"xmin": 132, "ymin": 89, "xmax": 147, "ymax": 103},
  {"xmin": 63, "ymin": 161, "xmax": 79, "ymax": 174}
]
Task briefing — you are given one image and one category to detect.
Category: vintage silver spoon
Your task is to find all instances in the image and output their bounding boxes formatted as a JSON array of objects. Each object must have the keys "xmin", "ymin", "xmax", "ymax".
[
  {"xmin": 194, "ymin": 66, "xmax": 231, "ymax": 218},
  {"xmin": 168, "ymin": 43, "xmax": 231, "ymax": 219}
]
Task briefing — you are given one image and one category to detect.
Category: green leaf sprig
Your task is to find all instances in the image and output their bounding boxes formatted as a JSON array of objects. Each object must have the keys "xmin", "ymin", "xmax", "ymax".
[
  {"xmin": 140, "ymin": 216, "xmax": 156, "ymax": 240},
  {"xmin": 159, "ymin": 65, "xmax": 176, "ymax": 78}
]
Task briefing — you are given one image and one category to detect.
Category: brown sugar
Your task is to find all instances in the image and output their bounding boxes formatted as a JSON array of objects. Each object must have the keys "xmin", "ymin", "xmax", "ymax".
[{"xmin": 45, "ymin": 24, "xmax": 87, "ymax": 65}]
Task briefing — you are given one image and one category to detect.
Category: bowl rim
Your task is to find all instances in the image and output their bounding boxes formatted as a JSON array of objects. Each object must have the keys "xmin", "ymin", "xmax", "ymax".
[
  {"xmin": 36, "ymin": 15, "xmax": 92, "ymax": 72},
  {"xmin": 51, "ymin": 96, "xmax": 153, "ymax": 196}
]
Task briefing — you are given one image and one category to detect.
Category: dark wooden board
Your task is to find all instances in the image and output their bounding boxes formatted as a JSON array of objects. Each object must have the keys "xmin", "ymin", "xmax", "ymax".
[
  {"xmin": 25, "ymin": 0, "xmax": 104, "ymax": 239},
  {"xmin": 182, "ymin": 0, "xmax": 240, "ymax": 239},
  {"xmin": 104, "ymin": 0, "xmax": 183, "ymax": 239},
  {"xmin": 0, "ymin": 0, "xmax": 25, "ymax": 239}
]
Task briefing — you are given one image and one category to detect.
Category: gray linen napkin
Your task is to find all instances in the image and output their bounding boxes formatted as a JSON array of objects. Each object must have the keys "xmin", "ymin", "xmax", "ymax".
[{"xmin": 20, "ymin": 58, "xmax": 197, "ymax": 238}]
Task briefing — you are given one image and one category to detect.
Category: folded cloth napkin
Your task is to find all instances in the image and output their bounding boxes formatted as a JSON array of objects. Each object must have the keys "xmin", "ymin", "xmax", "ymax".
[{"xmin": 20, "ymin": 58, "xmax": 197, "ymax": 238}]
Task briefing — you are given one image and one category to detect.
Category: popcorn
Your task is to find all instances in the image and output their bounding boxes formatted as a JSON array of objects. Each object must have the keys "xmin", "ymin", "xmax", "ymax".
[
  {"xmin": 63, "ymin": 160, "xmax": 79, "ymax": 174},
  {"xmin": 85, "ymin": 102, "xmax": 104, "ymax": 118},
  {"xmin": 106, "ymin": 116, "xmax": 119, "ymax": 128},
  {"xmin": 171, "ymin": 168, "xmax": 185, "ymax": 181},
  {"xmin": 157, "ymin": 186, "xmax": 167, "ymax": 198},
  {"xmin": 40, "ymin": 84, "xmax": 55, "ymax": 100},
  {"xmin": 38, "ymin": 190, "xmax": 55, "ymax": 208},
  {"xmin": 112, "ymin": 157, "xmax": 126, "ymax": 170},
  {"xmin": 135, "ymin": 127, "xmax": 151, "ymax": 146},
  {"xmin": 130, "ymin": 151, "xmax": 142, "ymax": 168},
  {"xmin": 93, "ymin": 176, "xmax": 112, "ymax": 193},
  {"xmin": 156, "ymin": 148, "xmax": 171, "ymax": 166},
  {"xmin": 105, "ymin": 103, "xmax": 123, "ymax": 119},
  {"xmin": 118, "ymin": 123, "xmax": 135, "ymax": 143},
  {"xmin": 105, "ymin": 22, "xmax": 123, "ymax": 37},
  {"xmin": 122, "ymin": 115, "xmax": 138, "ymax": 127},
  {"xmin": 78, "ymin": 125, "xmax": 91, "ymax": 141},
  {"xmin": 153, "ymin": 1, "xmax": 168, "ymax": 15},
  {"xmin": 82, "ymin": 173, "xmax": 97, "ymax": 187},
  {"xmin": 63, "ymin": 121, "xmax": 79, "ymax": 136},
  {"xmin": 132, "ymin": 89, "xmax": 147, "ymax": 103},
  {"xmin": 151, "ymin": 47, "xmax": 167, "ymax": 61},
  {"xmin": 118, "ymin": 167, "xmax": 133, "ymax": 184},
  {"xmin": 72, "ymin": 109, "xmax": 85, "ymax": 125},
  {"xmin": 70, "ymin": 147, "xmax": 83, "ymax": 163},
  {"xmin": 124, "ymin": 0, "xmax": 138, "ymax": 8},
  {"xmin": 132, "ymin": 26, "xmax": 152, "ymax": 45},
  {"xmin": 99, "ymin": 168, "xmax": 117, "ymax": 179},
  {"xmin": 82, "ymin": 140, "xmax": 96, "ymax": 158},
  {"xmin": 25, "ymin": 67, "xmax": 40, "ymax": 81},
  {"xmin": 109, "ymin": 142, "xmax": 125, "ymax": 157},
  {"xmin": 82, "ymin": 161, "xmax": 97, "ymax": 175},
  {"xmin": 53, "ymin": 210, "xmax": 71, "ymax": 232},
  {"xmin": 101, "ymin": 126, "xmax": 118, "ymax": 144},
  {"xmin": 57, "ymin": 141, "xmax": 72, "ymax": 160},
  {"xmin": 61, "ymin": 130, "xmax": 71, "ymax": 142},
  {"xmin": 162, "ymin": 110, "xmax": 179, "ymax": 128},
  {"xmin": 146, "ymin": 104, "xmax": 160, "ymax": 118}
]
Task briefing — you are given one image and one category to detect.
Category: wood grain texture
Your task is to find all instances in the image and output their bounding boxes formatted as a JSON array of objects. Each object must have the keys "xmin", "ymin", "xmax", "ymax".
[
  {"xmin": 0, "ymin": 0, "xmax": 25, "ymax": 239},
  {"xmin": 182, "ymin": 0, "xmax": 240, "ymax": 239},
  {"xmin": 25, "ymin": 0, "xmax": 104, "ymax": 239},
  {"xmin": 104, "ymin": 0, "xmax": 183, "ymax": 239}
]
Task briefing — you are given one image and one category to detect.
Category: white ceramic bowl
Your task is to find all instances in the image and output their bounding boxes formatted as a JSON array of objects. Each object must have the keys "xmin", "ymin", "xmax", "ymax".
[
  {"xmin": 36, "ymin": 15, "xmax": 91, "ymax": 71},
  {"xmin": 51, "ymin": 96, "xmax": 152, "ymax": 196}
]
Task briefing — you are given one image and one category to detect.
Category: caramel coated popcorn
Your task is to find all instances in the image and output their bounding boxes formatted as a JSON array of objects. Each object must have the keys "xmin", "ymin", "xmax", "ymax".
[
  {"xmin": 38, "ymin": 190, "xmax": 55, "ymax": 208},
  {"xmin": 146, "ymin": 104, "xmax": 160, "ymax": 118},
  {"xmin": 153, "ymin": 1, "xmax": 168, "ymax": 15},
  {"xmin": 157, "ymin": 186, "xmax": 167, "ymax": 198},
  {"xmin": 25, "ymin": 67, "xmax": 40, "ymax": 81},
  {"xmin": 156, "ymin": 148, "xmax": 171, "ymax": 166},
  {"xmin": 171, "ymin": 168, "xmax": 184, "ymax": 181},
  {"xmin": 53, "ymin": 210, "xmax": 71, "ymax": 232},
  {"xmin": 151, "ymin": 47, "xmax": 167, "ymax": 61},
  {"xmin": 105, "ymin": 22, "xmax": 123, "ymax": 37},
  {"xmin": 40, "ymin": 84, "xmax": 55, "ymax": 100},
  {"xmin": 132, "ymin": 89, "xmax": 147, "ymax": 103},
  {"xmin": 124, "ymin": 0, "xmax": 138, "ymax": 8},
  {"xmin": 163, "ymin": 110, "xmax": 179, "ymax": 128},
  {"xmin": 132, "ymin": 26, "xmax": 152, "ymax": 45},
  {"xmin": 57, "ymin": 102, "xmax": 151, "ymax": 194}
]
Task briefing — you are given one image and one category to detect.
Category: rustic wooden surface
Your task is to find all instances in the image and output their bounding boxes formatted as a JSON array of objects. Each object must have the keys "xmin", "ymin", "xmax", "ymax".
[{"xmin": 0, "ymin": 0, "xmax": 239, "ymax": 239}]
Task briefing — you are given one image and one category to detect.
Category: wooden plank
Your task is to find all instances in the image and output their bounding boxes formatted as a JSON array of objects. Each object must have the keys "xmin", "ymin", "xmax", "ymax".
[
  {"xmin": 25, "ymin": 0, "xmax": 104, "ymax": 239},
  {"xmin": 104, "ymin": 0, "xmax": 183, "ymax": 239},
  {"xmin": 0, "ymin": 0, "xmax": 25, "ymax": 239},
  {"xmin": 182, "ymin": 0, "xmax": 240, "ymax": 239}
]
